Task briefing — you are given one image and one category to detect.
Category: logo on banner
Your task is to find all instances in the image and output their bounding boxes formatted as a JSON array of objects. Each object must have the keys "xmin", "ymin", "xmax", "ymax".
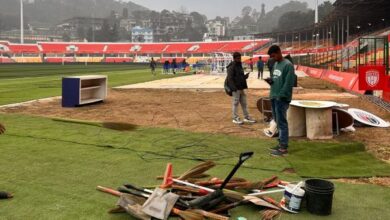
[
  {"xmin": 365, "ymin": 70, "xmax": 380, "ymax": 87},
  {"xmin": 355, "ymin": 111, "xmax": 380, "ymax": 125},
  {"xmin": 359, "ymin": 65, "xmax": 386, "ymax": 90}
]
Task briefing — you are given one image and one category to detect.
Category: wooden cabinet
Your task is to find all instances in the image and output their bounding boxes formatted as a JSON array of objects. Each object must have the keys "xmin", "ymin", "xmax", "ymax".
[{"xmin": 62, "ymin": 75, "xmax": 107, "ymax": 107}]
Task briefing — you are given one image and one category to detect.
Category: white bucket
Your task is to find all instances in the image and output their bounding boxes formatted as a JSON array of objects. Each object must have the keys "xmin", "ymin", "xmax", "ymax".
[{"xmin": 282, "ymin": 184, "xmax": 305, "ymax": 213}]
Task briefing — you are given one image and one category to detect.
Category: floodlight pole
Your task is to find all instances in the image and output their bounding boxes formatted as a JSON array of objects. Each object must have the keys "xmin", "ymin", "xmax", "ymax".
[
  {"xmin": 20, "ymin": 0, "xmax": 24, "ymax": 44},
  {"xmin": 315, "ymin": 0, "xmax": 319, "ymax": 48}
]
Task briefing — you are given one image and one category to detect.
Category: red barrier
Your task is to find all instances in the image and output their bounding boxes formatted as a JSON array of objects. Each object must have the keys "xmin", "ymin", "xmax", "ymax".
[
  {"xmin": 383, "ymin": 91, "xmax": 390, "ymax": 103},
  {"xmin": 321, "ymin": 70, "xmax": 359, "ymax": 91},
  {"xmin": 385, "ymin": 75, "xmax": 390, "ymax": 92},
  {"xmin": 297, "ymin": 65, "xmax": 308, "ymax": 73},
  {"xmin": 306, "ymin": 67, "xmax": 325, "ymax": 79},
  {"xmin": 350, "ymin": 79, "xmax": 366, "ymax": 94}
]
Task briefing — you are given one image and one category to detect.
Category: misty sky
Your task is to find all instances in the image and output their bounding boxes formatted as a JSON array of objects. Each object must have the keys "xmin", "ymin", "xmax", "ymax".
[{"xmin": 129, "ymin": 0, "xmax": 335, "ymax": 18}]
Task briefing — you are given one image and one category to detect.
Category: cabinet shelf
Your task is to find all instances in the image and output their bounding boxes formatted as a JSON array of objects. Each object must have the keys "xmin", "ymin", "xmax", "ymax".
[
  {"xmin": 81, "ymin": 86, "xmax": 101, "ymax": 91},
  {"xmin": 62, "ymin": 75, "xmax": 107, "ymax": 107}
]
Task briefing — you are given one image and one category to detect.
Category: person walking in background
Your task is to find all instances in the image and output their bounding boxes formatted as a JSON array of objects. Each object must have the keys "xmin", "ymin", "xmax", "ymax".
[
  {"xmin": 267, "ymin": 45, "xmax": 296, "ymax": 157},
  {"xmin": 181, "ymin": 59, "xmax": 188, "ymax": 71},
  {"xmin": 226, "ymin": 52, "xmax": 257, "ymax": 125},
  {"xmin": 150, "ymin": 58, "xmax": 157, "ymax": 76},
  {"xmin": 249, "ymin": 58, "xmax": 254, "ymax": 72},
  {"xmin": 172, "ymin": 59, "xmax": 177, "ymax": 74},
  {"xmin": 257, "ymin": 56, "xmax": 265, "ymax": 79},
  {"xmin": 163, "ymin": 61, "xmax": 170, "ymax": 74}
]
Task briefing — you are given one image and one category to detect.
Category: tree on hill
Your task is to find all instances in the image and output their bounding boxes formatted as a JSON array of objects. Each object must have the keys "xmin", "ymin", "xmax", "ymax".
[
  {"xmin": 0, "ymin": 0, "xmax": 148, "ymax": 28},
  {"xmin": 273, "ymin": 1, "xmax": 334, "ymax": 32}
]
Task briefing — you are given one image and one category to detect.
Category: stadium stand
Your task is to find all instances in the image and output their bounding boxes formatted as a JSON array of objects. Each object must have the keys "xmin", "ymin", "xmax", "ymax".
[
  {"xmin": 163, "ymin": 43, "xmax": 192, "ymax": 54},
  {"xmin": 7, "ymin": 44, "xmax": 40, "ymax": 54},
  {"xmin": 0, "ymin": 57, "xmax": 14, "ymax": 63},
  {"xmin": 103, "ymin": 57, "xmax": 133, "ymax": 63},
  {"xmin": 105, "ymin": 44, "xmax": 133, "ymax": 54},
  {"xmin": 135, "ymin": 44, "xmax": 168, "ymax": 54},
  {"xmin": 0, "ymin": 40, "xmax": 271, "ymax": 63}
]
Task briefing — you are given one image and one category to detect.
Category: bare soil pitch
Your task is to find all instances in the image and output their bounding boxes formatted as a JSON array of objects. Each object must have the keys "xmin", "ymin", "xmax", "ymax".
[{"xmin": 2, "ymin": 76, "xmax": 389, "ymax": 163}]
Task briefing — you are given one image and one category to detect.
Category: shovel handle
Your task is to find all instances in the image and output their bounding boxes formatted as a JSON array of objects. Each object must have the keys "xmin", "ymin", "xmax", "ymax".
[
  {"xmin": 96, "ymin": 186, "xmax": 121, "ymax": 197},
  {"xmin": 219, "ymin": 152, "xmax": 254, "ymax": 190},
  {"xmin": 191, "ymin": 209, "xmax": 229, "ymax": 220}
]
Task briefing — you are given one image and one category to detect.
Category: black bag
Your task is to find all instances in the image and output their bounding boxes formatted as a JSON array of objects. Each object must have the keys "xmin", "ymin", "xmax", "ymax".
[{"xmin": 224, "ymin": 77, "xmax": 233, "ymax": 96}]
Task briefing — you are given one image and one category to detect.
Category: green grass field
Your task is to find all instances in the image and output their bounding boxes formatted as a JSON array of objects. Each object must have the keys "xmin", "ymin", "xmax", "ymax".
[
  {"xmin": 0, "ymin": 65, "xmax": 389, "ymax": 220},
  {"xmin": 0, "ymin": 64, "xmax": 179, "ymax": 105}
]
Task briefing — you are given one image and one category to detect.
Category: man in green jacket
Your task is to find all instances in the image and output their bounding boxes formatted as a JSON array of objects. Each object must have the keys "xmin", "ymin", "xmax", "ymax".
[{"xmin": 267, "ymin": 45, "xmax": 296, "ymax": 156}]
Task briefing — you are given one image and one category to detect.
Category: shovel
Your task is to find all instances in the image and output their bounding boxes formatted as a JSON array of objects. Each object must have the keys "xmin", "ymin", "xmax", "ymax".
[{"xmin": 188, "ymin": 152, "xmax": 254, "ymax": 210}]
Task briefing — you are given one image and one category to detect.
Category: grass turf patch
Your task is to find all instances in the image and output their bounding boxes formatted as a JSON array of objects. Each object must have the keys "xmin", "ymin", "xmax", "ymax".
[
  {"xmin": 0, "ymin": 64, "xmax": 183, "ymax": 105},
  {"xmin": 286, "ymin": 141, "xmax": 390, "ymax": 178},
  {"xmin": 0, "ymin": 114, "xmax": 389, "ymax": 219}
]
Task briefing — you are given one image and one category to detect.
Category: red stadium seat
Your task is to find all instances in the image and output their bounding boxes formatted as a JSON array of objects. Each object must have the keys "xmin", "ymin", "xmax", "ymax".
[
  {"xmin": 105, "ymin": 44, "xmax": 133, "ymax": 54},
  {"xmin": 8, "ymin": 44, "xmax": 40, "ymax": 53},
  {"xmin": 163, "ymin": 43, "xmax": 192, "ymax": 54}
]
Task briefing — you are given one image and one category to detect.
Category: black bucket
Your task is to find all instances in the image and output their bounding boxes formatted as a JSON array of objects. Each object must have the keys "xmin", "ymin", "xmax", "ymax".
[{"xmin": 305, "ymin": 179, "xmax": 335, "ymax": 216}]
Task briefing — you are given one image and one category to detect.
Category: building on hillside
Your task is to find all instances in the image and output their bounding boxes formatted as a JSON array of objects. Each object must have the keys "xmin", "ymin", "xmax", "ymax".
[
  {"xmin": 131, "ymin": 26, "xmax": 153, "ymax": 43},
  {"xmin": 206, "ymin": 20, "xmax": 226, "ymax": 37},
  {"xmin": 233, "ymin": 35, "xmax": 255, "ymax": 41},
  {"xmin": 60, "ymin": 17, "xmax": 105, "ymax": 32},
  {"xmin": 57, "ymin": 17, "xmax": 106, "ymax": 41},
  {"xmin": 150, "ymin": 11, "xmax": 192, "ymax": 42},
  {"xmin": 119, "ymin": 18, "xmax": 137, "ymax": 32}
]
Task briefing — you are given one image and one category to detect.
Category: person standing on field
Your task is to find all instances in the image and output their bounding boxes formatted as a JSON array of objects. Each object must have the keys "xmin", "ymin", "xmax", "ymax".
[
  {"xmin": 257, "ymin": 56, "xmax": 264, "ymax": 79},
  {"xmin": 226, "ymin": 52, "xmax": 256, "ymax": 125},
  {"xmin": 150, "ymin": 58, "xmax": 157, "ymax": 76},
  {"xmin": 267, "ymin": 45, "xmax": 296, "ymax": 157},
  {"xmin": 249, "ymin": 58, "xmax": 254, "ymax": 72}
]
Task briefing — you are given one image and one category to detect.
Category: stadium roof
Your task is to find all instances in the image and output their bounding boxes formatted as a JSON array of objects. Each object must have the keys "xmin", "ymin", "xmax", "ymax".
[
  {"xmin": 255, "ymin": 0, "xmax": 390, "ymax": 40},
  {"xmin": 320, "ymin": 0, "xmax": 390, "ymax": 27}
]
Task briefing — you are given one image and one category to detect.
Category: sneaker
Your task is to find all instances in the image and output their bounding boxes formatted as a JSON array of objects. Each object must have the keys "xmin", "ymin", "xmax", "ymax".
[
  {"xmin": 269, "ymin": 145, "xmax": 280, "ymax": 151},
  {"xmin": 270, "ymin": 149, "xmax": 288, "ymax": 157},
  {"xmin": 232, "ymin": 117, "xmax": 244, "ymax": 125},
  {"xmin": 243, "ymin": 117, "xmax": 257, "ymax": 123}
]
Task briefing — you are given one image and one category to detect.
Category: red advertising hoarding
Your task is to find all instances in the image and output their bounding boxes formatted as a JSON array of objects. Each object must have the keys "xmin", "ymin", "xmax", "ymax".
[{"xmin": 322, "ymin": 70, "xmax": 359, "ymax": 90}]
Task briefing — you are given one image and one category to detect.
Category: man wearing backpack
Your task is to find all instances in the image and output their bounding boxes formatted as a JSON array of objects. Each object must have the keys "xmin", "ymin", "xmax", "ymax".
[{"xmin": 226, "ymin": 52, "xmax": 256, "ymax": 125}]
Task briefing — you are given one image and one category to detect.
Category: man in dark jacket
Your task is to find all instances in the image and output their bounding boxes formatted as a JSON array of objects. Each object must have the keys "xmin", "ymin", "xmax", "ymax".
[
  {"xmin": 267, "ymin": 57, "xmax": 276, "ymax": 75},
  {"xmin": 227, "ymin": 52, "xmax": 256, "ymax": 125},
  {"xmin": 267, "ymin": 45, "xmax": 296, "ymax": 157},
  {"xmin": 150, "ymin": 58, "xmax": 157, "ymax": 76}
]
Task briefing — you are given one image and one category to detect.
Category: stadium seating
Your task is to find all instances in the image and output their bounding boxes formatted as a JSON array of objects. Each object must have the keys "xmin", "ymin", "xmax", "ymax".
[
  {"xmin": 76, "ymin": 44, "xmax": 106, "ymax": 54},
  {"xmin": 194, "ymin": 42, "xmax": 227, "ymax": 53},
  {"xmin": 44, "ymin": 57, "xmax": 74, "ymax": 63},
  {"xmin": 104, "ymin": 57, "xmax": 133, "ymax": 63},
  {"xmin": 40, "ymin": 43, "xmax": 69, "ymax": 53},
  {"xmin": 7, "ymin": 44, "xmax": 40, "ymax": 54},
  {"xmin": 163, "ymin": 44, "xmax": 192, "ymax": 54},
  {"xmin": 13, "ymin": 57, "xmax": 42, "ymax": 63},
  {"xmin": 136, "ymin": 44, "xmax": 167, "ymax": 54},
  {"xmin": 105, "ymin": 44, "xmax": 133, "ymax": 54},
  {"xmin": 0, "ymin": 39, "xmax": 272, "ymax": 63},
  {"xmin": 75, "ymin": 57, "xmax": 103, "ymax": 63},
  {"xmin": 0, "ymin": 57, "xmax": 14, "ymax": 63}
]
